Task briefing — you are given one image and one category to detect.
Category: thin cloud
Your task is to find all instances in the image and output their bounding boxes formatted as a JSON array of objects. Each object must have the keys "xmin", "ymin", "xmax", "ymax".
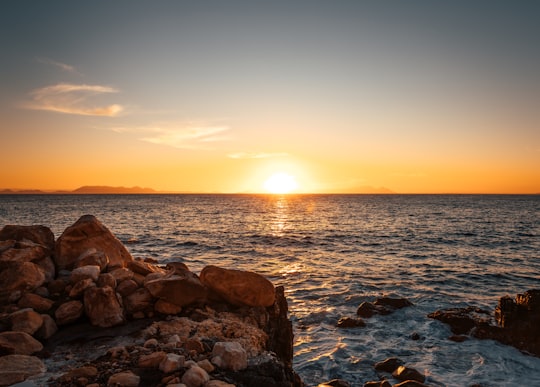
[
  {"xmin": 228, "ymin": 152, "xmax": 288, "ymax": 159},
  {"xmin": 139, "ymin": 125, "xmax": 230, "ymax": 149},
  {"xmin": 25, "ymin": 83, "xmax": 124, "ymax": 117},
  {"xmin": 37, "ymin": 57, "xmax": 80, "ymax": 74}
]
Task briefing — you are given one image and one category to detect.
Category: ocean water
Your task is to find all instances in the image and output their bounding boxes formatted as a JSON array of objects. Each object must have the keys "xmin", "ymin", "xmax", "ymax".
[{"xmin": 0, "ymin": 194, "xmax": 539, "ymax": 386}]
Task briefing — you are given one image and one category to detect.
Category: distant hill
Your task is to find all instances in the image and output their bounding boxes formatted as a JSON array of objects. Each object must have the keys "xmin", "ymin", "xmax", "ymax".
[
  {"xmin": 72, "ymin": 186, "xmax": 158, "ymax": 194},
  {"xmin": 0, "ymin": 186, "xmax": 158, "ymax": 194}
]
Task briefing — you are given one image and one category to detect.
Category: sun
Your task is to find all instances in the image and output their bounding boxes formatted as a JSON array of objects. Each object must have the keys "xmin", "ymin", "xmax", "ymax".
[{"xmin": 263, "ymin": 172, "xmax": 298, "ymax": 194}]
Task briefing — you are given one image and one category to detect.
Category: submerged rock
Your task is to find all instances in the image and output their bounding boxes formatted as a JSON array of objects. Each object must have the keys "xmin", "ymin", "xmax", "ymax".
[{"xmin": 357, "ymin": 297, "xmax": 413, "ymax": 318}]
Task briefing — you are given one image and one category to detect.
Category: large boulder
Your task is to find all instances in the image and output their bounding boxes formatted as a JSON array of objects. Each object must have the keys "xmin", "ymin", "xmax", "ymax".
[
  {"xmin": 0, "ymin": 355, "xmax": 46, "ymax": 386},
  {"xmin": 200, "ymin": 265, "xmax": 275, "ymax": 307},
  {"xmin": 144, "ymin": 270, "xmax": 207, "ymax": 307},
  {"xmin": 55, "ymin": 215, "xmax": 133, "ymax": 271},
  {"xmin": 84, "ymin": 286, "xmax": 125, "ymax": 327}
]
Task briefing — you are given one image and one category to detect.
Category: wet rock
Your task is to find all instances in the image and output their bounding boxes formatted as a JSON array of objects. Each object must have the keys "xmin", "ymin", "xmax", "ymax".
[
  {"xmin": 374, "ymin": 297, "xmax": 413, "ymax": 309},
  {"xmin": 75, "ymin": 248, "xmax": 109, "ymax": 271},
  {"xmin": 55, "ymin": 300, "xmax": 84, "ymax": 326},
  {"xmin": 200, "ymin": 265, "xmax": 275, "ymax": 307},
  {"xmin": 374, "ymin": 357, "xmax": 405, "ymax": 373},
  {"xmin": 0, "ymin": 331, "xmax": 43, "ymax": 355},
  {"xmin": 357, "ymin": 297, "xmax": 413, "ymax": 318},
  {"xmin": 197, "ymin": 359, "xmax": 214, "ymax": 373},
  {"xmin": 318, "ymin": 379, "xmax": 351, "ymax": 387},
  {"xmin": 84, "ymin": 286, "xmax": 125, "ymax": 327},
  {"xmin": 428, "ymin": 306, "xmax": 490, "ymax": 335},
  {"xmin": 337, "ymin": 316, "xmax": 365, "ymax": 328},
  {"xmin": 55, "ymin": 215, "xmax": 133, "ymax": 271},
  {"xmin": 393, "ymin": 381, "xmax": 429, "ymax": 387},
  {"xmin": 392, "ymin": 366, "xmax": 426, "ymax": 383},
  {"xmin": 449, "ymin": 334, "xmax": 468, "ymax": 342},
  {"xmin": 181, "ymin": 365, "xmax": 210, "ymax": 387},
  {"xmin": 107, "ymin": 370, "xmax": 140, "ymax": 387},
  {"xmin": 212, "ymin": 341, "xmax": 248, "ymax": 371},
  {"xmin": 0, "ymin": 354, "xmax": 46, "ymax": 387},
  {"xmin": 145, "ymin": 270, "xmax": 207, "ymax": 307},
  {"xmin": 10, "ymin": 308, "xmax": 43, "ymax": 335},
  {"xmin": 17, "ymin": 292, "xmax": 54, "ymax": 312}
]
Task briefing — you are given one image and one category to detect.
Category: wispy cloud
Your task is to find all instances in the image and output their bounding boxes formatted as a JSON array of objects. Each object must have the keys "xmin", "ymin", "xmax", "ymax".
[
  {"xmin": 25, "ymin": 83, "xmax": 124, "ymax": 117},
  {"xmin": 227, "ymin": 152, "xmax": 288, "ymax": 159},
  {"xmin": 37, "ymin": 57, "xmax": 81, "ymax": 74},
  {"xmin": 111, "ymin": 123, "xmax": 230, "ymax": 149}
]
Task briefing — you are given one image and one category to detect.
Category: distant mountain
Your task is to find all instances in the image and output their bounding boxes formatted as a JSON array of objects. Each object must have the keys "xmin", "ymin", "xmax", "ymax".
[{"xmin": 72, "ymin": 186, "xmax": 158, "ymax": 194}]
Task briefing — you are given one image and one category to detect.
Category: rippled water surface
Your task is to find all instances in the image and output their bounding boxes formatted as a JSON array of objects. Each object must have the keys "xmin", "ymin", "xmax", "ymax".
[{"xmin": 1, "ymin": 194, "xmax": 539, "ymax": 386}]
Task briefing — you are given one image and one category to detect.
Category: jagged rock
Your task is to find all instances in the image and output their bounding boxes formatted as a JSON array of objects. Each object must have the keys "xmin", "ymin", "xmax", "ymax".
[
  {"xmin": 392, "ymin": 365, "xmax": 426, "ymax": 383},
  {"xmin": 107, "ymin": 370, "xmax": 140, "ymax": 387},
  {"xmin": 357, "ymin": 297, "xmax": 412, "ymax": 318},
  {"xmin": 0, "ymin": 354, "xmax": 46, "ymax": 386},
  {"xmin": 337, "ymin": 316, "xmax": 365, "ymax": 328},
  {"xmin": 0, "ymin": 241, "xmax": 49, "ymax": 268},
  {"xmin": 211, "ymin": 341, "xmax": 248, "ymax": 371},
  {"xmin": 84, "ymin": 286, "xmax": 125, "ymax": 327},
  {"xmin": 75, "ymin": 248, "xmax": 109, "ymax": 271},
  {"xmin": 0, "ymin": 331, "xmax": 43, "ymax": 355},
  {"xmin": 181, "ymin": 365, "xmax": 210, "ymax": 387},
  {"xmin": 55, "ymin": 215, "xmax": 133, "ymax": 271},
  {"xmin": 55, "ymin": 300, "xmax": 84, "ymax": 326},
  {"xmin": 374, "ymin": 357, "xmax": 404, "ymax": 373},
  {"xmin": 265, "ymin": 286, "xmax": 294, "ymax": 367},
  {"xmin": 17, "ymin": 292, "xmax": 54, "ymax": 312},
  {"xmin": 145, "ymin": 270, "xmax": 207, "ymax": 307},
  {"xmin": 200, "ymin": 265, "xmax": 275, "ymax": 307},
  {"xmin": 10, "ymin": 308, "xmax": 43, "ymax": 335}
]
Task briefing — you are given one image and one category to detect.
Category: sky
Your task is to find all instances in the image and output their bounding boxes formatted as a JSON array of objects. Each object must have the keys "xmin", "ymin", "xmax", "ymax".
[{"xmin": 1, "ymin": 0, "xmax": 539, "ymax": 193}]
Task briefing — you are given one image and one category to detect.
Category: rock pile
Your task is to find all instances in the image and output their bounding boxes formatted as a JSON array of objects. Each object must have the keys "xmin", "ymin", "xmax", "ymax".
[{"xmin": 0, "ymin": 215, "xmax": 302, "ymax": 387}]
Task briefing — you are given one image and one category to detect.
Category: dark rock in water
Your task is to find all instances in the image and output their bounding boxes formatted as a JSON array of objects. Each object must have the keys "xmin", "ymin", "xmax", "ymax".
[
  {"xmin": 265, "ymin": 286, "xmax": 294, "ymax": 368},
  {"xmin": 318, "ymin": 378, "xmax": 351, "ymax": 387},
  {"xmin": 357, "ymin": 297, "xmax": 413, "ymax": 318},
  {"xmin": 363, "ymin": 381, "xmax": 392, "ymax": 387},
  {"xmin": 393, "ymin": 381, "xmax": 430, "ymax": 387},
  {"xmin": 449, "ymin": 334, "xmax": 468, "ymax": 342},
  {"xmin": 429, "ymin": 289, "xmax": 540, "ymax": 357},
  {"xmin": 392, "ymin": 365, "xmax": 426, "ymax": 383},
  {"xmin": 337, "ymin": 316, "xmax": 365, "ymax": 328},
  {"xmin": 374, "ymin": 357, "xmax": 404, "ymax": 373},
  {"xmin": 410, "ymin": 332, "xmax": 421, "ymax": 340}
]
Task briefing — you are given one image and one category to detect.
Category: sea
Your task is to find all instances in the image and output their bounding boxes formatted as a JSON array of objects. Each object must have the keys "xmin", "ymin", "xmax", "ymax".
[{"xmin": 0, "ymin": 194, "xmax": 539, "ymax": 387}]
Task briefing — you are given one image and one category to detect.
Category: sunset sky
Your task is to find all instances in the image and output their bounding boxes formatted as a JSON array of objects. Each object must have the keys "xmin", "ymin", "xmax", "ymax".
[{"xmin": 1, "ymin": 1, "xmax": 539, "ymax": 193}]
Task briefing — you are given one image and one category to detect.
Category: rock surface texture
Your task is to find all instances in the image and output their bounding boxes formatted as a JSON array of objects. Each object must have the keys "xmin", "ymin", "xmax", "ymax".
[{"xmin": 0, "ymin": 216, "xmax": 303, "ymax": 387}]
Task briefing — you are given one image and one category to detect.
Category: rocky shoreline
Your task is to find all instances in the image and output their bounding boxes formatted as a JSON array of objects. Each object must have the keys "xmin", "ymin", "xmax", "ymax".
[
  {"xmin": 0, "ymin": 215, "xmax": 301, "ymax": 387},
  {"xmin": 0, "ymin": 215, "xmax": 538, "ymax": 387}
]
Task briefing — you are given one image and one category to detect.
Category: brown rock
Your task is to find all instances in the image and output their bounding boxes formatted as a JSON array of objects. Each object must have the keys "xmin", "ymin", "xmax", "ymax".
[
  {"xmin": 0, "ymin": 241, "xmax": 49, "ymax": 268},
  {"xmin": 393, "ymin": 381, "xmax": 429, "ymax": 387},
  {"xmin": 374, "ymin": 357, "xmax": 404, "ymax": 373},
  {"xmin": 0, "ymin": 331, "xmax": 43, "ymax": 355},
  {"xmin": 337, "ymin": 317, "xmax": 365, "ymax": 328},
  {"xmin": 107, "ymin": 370, "xmax": 140, "ymax": 387},
  {"xmin": 75, "ymin": 248, "xmax": 109, "ymax": 271},
  {"xmin": 55, "ymin": 300, "xmax": 84, "ymax": 326},
  {"xmin": 70, "ymin": 265, "xmax": 101, "ymax": 283},
  {"xmin": 10, "ymin": 308, "xmax": 43, "ymax": 335},
  {"xmin": 109, "ymin": 267, "xmax": 134, "ymax": 282},
  {"xmin": 373, "ymin": 297, "xmax": 413, "ymax": 309},
  {"xmin": 17, "ymin": 292, "xmax": 54, "ymax": 312},
  {"xmin": 124, "ymin": 287, "xmax": 153, "ymax": 314},
  {"xmin": 155, "ymin": 299, "xmax": 182, "ymax": 315},
  {"xmin": 138, "ymin": 351, "xmax": 167, "ymax": 368},
  {"xmin": 35, "ymin": 314, "xmax": 58, "ymax": 339},
  {"xmin": 59, "ymin": 366, "xmax": 98, "ymax": 383},
  {"xmin": 200, "ymin": 265, "xmax": 275, "ymax": 307},
  {"xmin": 145, "ymin": 271, "xmax": 207, "ymax": 307},
  {"xmin": 55, "ymin": 215, "xmax": 133, "ymax": 271},
  {"xmin": 0, "ymin": 225, "xmax": 55, "ymax": 251},
  {"xmin": 0, "ymin": 354, "xmax": 46, "ymax": 386},
  {"xmin": 128, "ymin": 259, "xmax": 165, "ymax": 276},
  {"xmin": 363, "ymin": 381, "xmax": 391, "ymax": 387},
  {"xmin": 33, "ymin": 255, "xmax": 56, "ymax": 283},
  {"xmin": 318, "ymin": 379, "xmax": 351, "ymax": 387},
  {"xmin": 48, "ymin": 278, "xmax": 67, "ymax": 295},
  {"xmin": 84, "ymin": 286, "xmax": 125, "ymax": 327},
  {"xmin": 97, "ymin": 272, "xmax": 117, "ymax": 289},
  {"xmin": 116, "ymin": 279, "xmax": 139, "ymax": 296},
  {"xmin": 0, "ymin": 262, "xmax": 45, "ymax": 300},
  {"xmin": 392, "ymin": 366, "xmax": 426, "ymax": 383},
  {"xmin": 69, "ymin": 278, "xmax": 96, "ymax": 298}
]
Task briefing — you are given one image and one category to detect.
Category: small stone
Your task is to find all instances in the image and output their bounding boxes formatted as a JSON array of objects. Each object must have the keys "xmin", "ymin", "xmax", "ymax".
[
  {"xmin": 374, "ymin": 357, "xmax": 404, "ymax": 373},
  {"xmin": 449, "ymin": 334, "xmax": 469, "ymax": 342},
  {"xmin": 337, "ymin": 317, "xmax": 365, "ymax": 328},
  {"xmin": 107, "ymin": 346, "xmax": 129, "ymax": 359},
  {"xmin": 196, "ymin": 359, "xmax": 214, "ymax": 373},
  {"xmin": 159, "ymin": 353, "xmax": 185, "ymax": 373},
  {"xmin": 69, "ymin": 278, "xmax": 96, "ymax": 298},
  {"xmin": 211, "ymin": 342, "xmax": 247, "ymax": 371},
  {"xmin": 143, "ymin": 338, "xmax": 159, "ymax": 348},
  {"xmin": 155, "ymin": 299, "xmax": 183, "ymax": 315},
  {"xmin": 410, "ymin": 332, "xmax": 421, "ymax": 340},
  {"xmin": 185, "ymin": 337, "xmax": 204, "ymax": 353},
  {"xmin": 60, "ymin": 366, "xmax": 98, "ymax": 382},
  {"xmin": 181, "ymin": 365, "xmax": 209, "ymax": 387},
  {"xmin": 138, "ymin": 351, "xmax": 166, "ymax": 368},
  {"xmin": 107, "ymin": 370, "xmax": 140, "ymax": 387},
  {"xmin": 392, "ymin": 365, "xmax": 426, "ymax": 383},
  {"xmin": 17, "ymin": 293, "xmax": 53, "ymax": 312}
]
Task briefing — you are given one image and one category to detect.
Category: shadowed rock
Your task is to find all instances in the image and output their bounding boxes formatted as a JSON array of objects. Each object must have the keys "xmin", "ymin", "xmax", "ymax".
[{"xmin": 0, "ymin": 354, "xmax": 46, "ymax": 386}]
